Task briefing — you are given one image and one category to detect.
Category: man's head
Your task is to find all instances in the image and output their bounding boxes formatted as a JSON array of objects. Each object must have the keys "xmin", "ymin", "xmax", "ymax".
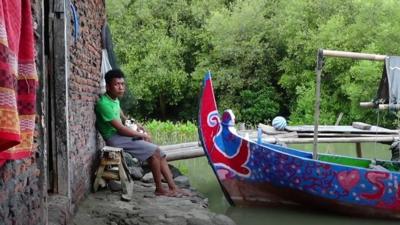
[{"xmin": 105, "ymin": 69, "xmax": 125, "ymax": 99}]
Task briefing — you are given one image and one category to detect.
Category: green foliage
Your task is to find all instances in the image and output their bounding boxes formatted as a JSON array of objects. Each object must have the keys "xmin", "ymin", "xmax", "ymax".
[
  {"xmin": 107, "ymin": 0, "xmax": 225, "ymax": 120},
  {"xmin": 193, "ymin": 0, "xmax": 284, "ymax": 124},
  {"xmin": 175, "ymin": 163, "xmax": 189, "ymax": 175},
  {"xmin": 143, "ymin": 120, "xmax": 198, "ymax": 145},
  {"xmin": 107, "ymin": 0, "xmax": 400, "ymax": 128},
  {"xmin": 270, "ymin": 0, "xmax": 400, "ymax": 127}
]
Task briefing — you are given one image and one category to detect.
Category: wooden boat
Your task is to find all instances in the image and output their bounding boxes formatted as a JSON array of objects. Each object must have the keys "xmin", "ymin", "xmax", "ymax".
[{"xmin": 198, "ymin": 72, "xmax": 400, "ymax": 218}]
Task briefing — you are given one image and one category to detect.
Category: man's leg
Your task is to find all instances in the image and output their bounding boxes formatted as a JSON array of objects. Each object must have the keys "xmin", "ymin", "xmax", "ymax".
[
  {"xmin": 159, "ymin": 150, "xmax": 191, "ymax": 196},
  {"xmin": 147, "ymin": 150, "xmax": 167, "ymax": 195},
  {"xmin": 159, "ymin": 155, "xmax": 177, "ymax": 191}
]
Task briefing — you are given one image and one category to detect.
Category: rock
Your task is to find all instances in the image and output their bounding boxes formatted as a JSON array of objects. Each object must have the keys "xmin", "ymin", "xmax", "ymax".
[
  {"xmin": 169, "ymin": 164, "xmax": 183, "ymax": 178},
  {"xmin": 212, "ymin": 214, "xmax": 236, "ymax": 225},
  {"xmin": 108, "ymin": 180, "xmax": 122, "ymax": 191},
  {"xmin": 187, "ymin": 217, "xmax": 213, "ymax": 225},
  {"xmin": 174, "ymin": 176, "xmax": 190, "ymax": 188},
  {"xmin": 141, "ymin": 172, "xmax": 154, "ymax": 183},
  {"xmin": 138, "ymin": 182, "xmax": 153, "ymax": 188},
  {"xmin": 129, "ymin": 166, "xmax": 144, "ymax": 180},
  {"xmin": 123, "ymin": 152, "xmax": 141, "ymax": 167},
  {"xmin": 143, "ymin": 194, "xmax": 155, "ymax": 198}
]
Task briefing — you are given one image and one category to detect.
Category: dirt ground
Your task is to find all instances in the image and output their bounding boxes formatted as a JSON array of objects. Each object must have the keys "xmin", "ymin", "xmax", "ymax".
[{"xmin": 69, "ymin": 180, "xmax": 236, "ymax": 225}]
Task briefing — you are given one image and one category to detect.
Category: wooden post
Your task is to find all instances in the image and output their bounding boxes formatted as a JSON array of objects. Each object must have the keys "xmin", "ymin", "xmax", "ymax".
[
  {"xmin": 356, "ymin": 142, "xmax": 362, "ymax": 158},
  {"xmin": 313, "ymin": 49, "xmax": 324, "ymax": 159},
  {"xmin": 52, "ymin": 0, "xmax": 70, "ymax": 196},
  {"xmin": 335, "ymin": 112, "xmax": 344, "ymax": 126}
]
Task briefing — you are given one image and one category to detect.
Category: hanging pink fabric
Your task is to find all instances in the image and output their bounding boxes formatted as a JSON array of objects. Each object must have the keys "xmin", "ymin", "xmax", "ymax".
[{"xmin": 0, "ymin": 0, "xmax": 38, "ymax": 166}]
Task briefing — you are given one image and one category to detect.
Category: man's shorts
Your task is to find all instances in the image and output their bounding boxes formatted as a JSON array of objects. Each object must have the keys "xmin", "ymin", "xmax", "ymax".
[{"xmin": 106, "ymin": 134, "xmax": 166, "ymax": 161}]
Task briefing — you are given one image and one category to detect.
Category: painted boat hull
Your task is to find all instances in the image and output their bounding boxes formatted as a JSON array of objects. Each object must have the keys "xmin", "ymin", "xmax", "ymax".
[{"xmin": 198, "ymin": 72, "xmax": 400, "ymax": 218}]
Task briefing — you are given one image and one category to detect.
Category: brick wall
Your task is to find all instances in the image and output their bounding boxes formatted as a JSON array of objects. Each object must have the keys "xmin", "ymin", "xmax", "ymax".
[
  {"xmin": 0, "ymin": 1, "xmax": 46, "ymax": 224},
  {"xmin": 68, "ymin": 0, "xmax": 106, "ymax": 207},
  {"xmin": 0, "ymin": 0, "xmax": 107, "ymax": 223},
  {"xmin": 0, "ymin": 158, "xmax": 43, "ymax": 225}
]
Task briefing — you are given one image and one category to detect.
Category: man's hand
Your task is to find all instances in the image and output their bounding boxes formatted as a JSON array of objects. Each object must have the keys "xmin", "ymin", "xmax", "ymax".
[{"xmin": 144, "ymin": 133, "xmax": 152, "ymax": 142}]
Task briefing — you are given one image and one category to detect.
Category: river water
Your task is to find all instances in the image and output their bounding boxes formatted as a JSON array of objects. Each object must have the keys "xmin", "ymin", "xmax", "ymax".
[{"xmin": 172, "ymin": 143, "xmax": 400, "ymax": 225}]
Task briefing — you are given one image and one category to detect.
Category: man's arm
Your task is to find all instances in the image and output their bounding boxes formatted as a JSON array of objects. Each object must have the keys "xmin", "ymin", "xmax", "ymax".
[{"xmin": 120, "ymin": 110, "xmax": 128, "ymax": 123}]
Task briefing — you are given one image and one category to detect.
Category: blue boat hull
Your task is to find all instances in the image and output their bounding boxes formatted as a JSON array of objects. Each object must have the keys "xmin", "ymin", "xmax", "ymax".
[{"xmin": 198, "ymin": 72, "xmax": 400, "ymax": 218}]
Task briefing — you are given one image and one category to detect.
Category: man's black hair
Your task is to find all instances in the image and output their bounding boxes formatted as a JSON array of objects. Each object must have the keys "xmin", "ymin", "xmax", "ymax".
[{"xmin": 105, "ymin": 69, "xmax": 125, "ymax": 85}]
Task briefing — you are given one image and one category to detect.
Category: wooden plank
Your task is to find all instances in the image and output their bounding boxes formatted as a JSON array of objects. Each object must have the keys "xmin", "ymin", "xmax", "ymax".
[
  {"xmin": 352, "ymin": 122, "xmax": 371, "ymax": 130},
  {"xmin": 102, "ymin": 146, "xmax": 123, "ymax": 152},
  {"xmin": 296, "ymin": 133, "xmax": 397, "ymax": 137},
  {"xmin": 119, "ymin": 162, "xmax": 131, "ymax": 201},
  {"xmin": 258, "ymin": 123, "xmax": 287, "ymax": 135},
  {"xmin": 335, "ymin": 112, "xmax": 344, "ymax": 126},
  {"xmin": 54, "ymin": 0, "xmax": 64, "ymax": 13},
  {"xmin": 274, "ymin": 132, "xmax": 298, "ymax": 139},
  {"xmin": 52, "ymin": 0, "xmax": 69, "ymax": 195},
  {"xmin": 93, "ymin": 165, "xmax": 106, "ymax": 192},
  {"xmin": 285, "ymin": 125, "xmax": 398, "ymax": 134},
  {"xmin": 102, "ymin": 171, "xmax": 119, "ymax": 180}
]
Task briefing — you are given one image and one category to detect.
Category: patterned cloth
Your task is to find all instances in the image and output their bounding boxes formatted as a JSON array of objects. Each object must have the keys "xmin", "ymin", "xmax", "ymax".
[{"xmin": 0, "ymin": 0, "xmax": 37, "ymax": 166}]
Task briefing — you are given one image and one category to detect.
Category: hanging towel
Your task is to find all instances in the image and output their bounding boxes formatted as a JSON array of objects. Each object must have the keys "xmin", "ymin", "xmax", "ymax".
[
  {"xmin": 101, "ymin": 22, "xmax": 118, "ymax": 69},
  {"xmin": 100, "ymin": 49, "xmax": 112, "ymax": 93},
  {"xmin": 0, "ymin": 0, "xmax": 38, "ymax": 166},
  {"xmin": 375, "ymin": 56, "xmax": 400, "ymax": 109}
]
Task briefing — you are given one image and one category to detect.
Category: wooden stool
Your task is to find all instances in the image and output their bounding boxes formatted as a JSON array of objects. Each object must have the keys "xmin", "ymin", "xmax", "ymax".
[{"xmin": 93, "ymin": 146, "xmax": 132, "ymax": 201}]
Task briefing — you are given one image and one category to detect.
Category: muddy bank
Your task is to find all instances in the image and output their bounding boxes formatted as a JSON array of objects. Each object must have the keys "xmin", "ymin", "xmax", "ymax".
[{"xmin": 69, "ymin": 180, "xmax": 236, "ymax": 225}]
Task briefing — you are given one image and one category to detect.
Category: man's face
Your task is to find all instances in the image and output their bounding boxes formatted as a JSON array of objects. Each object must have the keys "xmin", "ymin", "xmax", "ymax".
[{"xmin": 107, "ymin": 77, "xmax": 125, "ymax": 98}]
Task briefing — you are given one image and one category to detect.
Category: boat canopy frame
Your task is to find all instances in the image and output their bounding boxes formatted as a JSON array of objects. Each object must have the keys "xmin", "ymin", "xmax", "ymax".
[{"xmin": 313, "ymin": 49, "xmax": 388, "ymax": 159}]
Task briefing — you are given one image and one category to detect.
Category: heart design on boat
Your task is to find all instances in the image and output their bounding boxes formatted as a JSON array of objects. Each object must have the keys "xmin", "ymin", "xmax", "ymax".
[{"xmin": 337, "ymin": 170, "xmax": 360, "ymax": 192}]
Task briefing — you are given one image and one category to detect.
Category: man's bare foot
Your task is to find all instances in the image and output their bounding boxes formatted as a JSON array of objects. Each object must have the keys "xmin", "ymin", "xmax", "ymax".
[
  {"xmin": 155, "ymin": 189, "xmax": 183, "ymax": 197},
  {"xmin": 170, "ymin": 188, "xmax": 193, "ymax": 197}
]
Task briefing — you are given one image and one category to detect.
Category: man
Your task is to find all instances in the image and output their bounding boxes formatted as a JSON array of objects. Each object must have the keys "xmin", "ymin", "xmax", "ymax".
[{"xmin": 95, "ymin": 69, "xmax": 186, "ymax": 197}]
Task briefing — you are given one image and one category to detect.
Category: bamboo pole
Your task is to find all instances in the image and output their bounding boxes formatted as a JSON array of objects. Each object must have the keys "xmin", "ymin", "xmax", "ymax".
[
  {"xmin": 359, "ymin": 102, "xmax": 376, "ymax": 108},
  {"xmin": 265, "ymin": 136, "xmax": 399, "ymax": 144},
  {"xmin": 160, "ymin": 135, "xmax": 400, "ymax": 161},
  {"xmin": 360, "ymin": 102, "xmax": 400, "ymax": 110},
  {"xmin": 295, "ymin": 133, "xmax": 398, "ymax": 137},
  {"xmin": 335, "ymin": 112, "xmax": 344, "ymax": 126},
  {"xmin": 378, "ymin": 104, "xmax": 400, "ymax": 110},
  {"xmin": 165, "ymin": 146, "xmax": 204, "ymax": 161},
  {"xmin": 322, "ymin": 50, "xmax": 387, "ymax": 61},
  {"xmin": 359, "ymin": 102, "xmax": 400, "ymax": 110},
  {"xmin": 160, "ymin": 142, "xmax": 199, "ymax": 151}
]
